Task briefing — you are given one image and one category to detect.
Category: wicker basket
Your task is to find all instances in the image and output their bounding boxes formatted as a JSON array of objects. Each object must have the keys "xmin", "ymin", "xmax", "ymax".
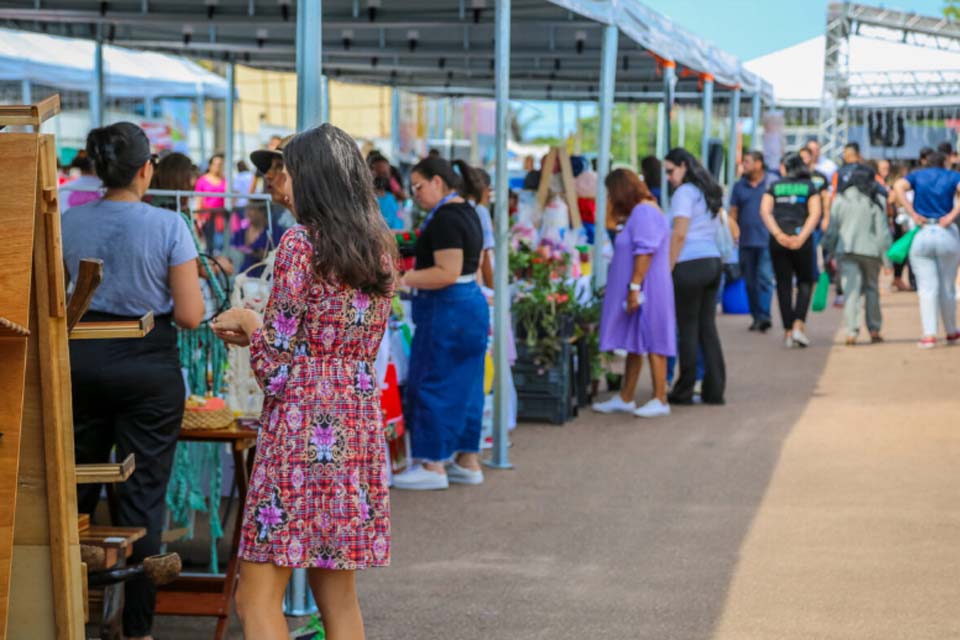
[{"xmin": 182, "ymin": 404, "xmax": 234, "ymax": 431}]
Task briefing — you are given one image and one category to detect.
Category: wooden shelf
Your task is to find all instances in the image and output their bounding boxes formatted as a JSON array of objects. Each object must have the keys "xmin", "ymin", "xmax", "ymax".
[
  {"xmin": 0, "ymin": 95, "xmax": 60, "ymax": 128},
  {"xmin": 0, "ymin": 316, "xmax": 29, "ymax": 338},
  {"xmin": 75, "ymin": 453, "xmax": 135, "ymax": 485},
  {"xmin": 70, "ymin": 312, "xmax": 154, "ymax": 340}
]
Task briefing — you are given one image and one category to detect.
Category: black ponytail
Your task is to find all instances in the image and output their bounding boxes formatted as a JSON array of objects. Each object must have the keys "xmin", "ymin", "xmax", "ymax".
[
  {"xmin": 411, "ymin": 156, "xmax": 462, "ymax": 192},
  {"xmin": 452, "ymin": 159, "xmax": 485, "ymax": 202},
  {"xmin": 781, "ymin": 151, "xmax": 811, "ymax": 180},
  {"xmin": 665, "ymin": 147, "xmax": 724, "ymax": 215},
  {"xmin": 85, "ymin": 122, "xmax": 151, "ymax": 188}
]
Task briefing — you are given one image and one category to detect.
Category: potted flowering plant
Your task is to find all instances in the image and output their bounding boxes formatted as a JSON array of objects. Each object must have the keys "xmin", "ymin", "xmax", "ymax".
[{"xmin": 511, "ymin": 242, "xmax": 576, "ymax": 368}]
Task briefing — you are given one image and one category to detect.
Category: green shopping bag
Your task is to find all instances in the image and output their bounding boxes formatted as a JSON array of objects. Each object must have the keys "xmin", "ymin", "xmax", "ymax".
[
  {"xmin": 811, "ymin": 271, "xmax": 830, "ymax": 313},
  {"xmin": 886, "ymin": 226, "xmax": 920, "ymax": 265}
]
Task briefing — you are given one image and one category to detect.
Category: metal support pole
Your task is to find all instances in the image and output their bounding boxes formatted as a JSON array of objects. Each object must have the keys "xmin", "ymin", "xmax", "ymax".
[
  {"xmin": 678, "ymin": 106, "xmax": 686, "ymax": 148},
  {"xmin": 751, "ymin": 90, "xmax": 762, "ymax": 151},
  {"xmin": 390, "ymin": 87, "xmax": 401, "ymax": 161},
  {"xmin": 196, "ymin": 95, "xmax": 207, "ymax": 165},
  {"xmin": 727, "ymin": 86, "xmax": 741, "ymax": 190},
  {"xmin": 322, "ymin": 74, "xmax": 331, "ymax": 124},
  {"xmin": 700, "ymin": 75, "xmax": 714, "ymax": 164},
  {"xmin": 558, "ymin": 101, "xmax": 565, "ymax": 141},
  {"xmin": 296, "ymin": 0, "xmax": 324, "ymax": 129},
  {"xmin": 592, "ymin": 23, "xmax": 618, "ymax": 289},
  {"xmin": 487, "ymin": 0, "xmax": 512, "ymax": 470},
  {"xmin": 574, "ymin": 101, "xmax": 582, "ymax": 154},
  {"xmin": 20, "ymin": 79, "xmax": 31, "ymax": 105},
  {"xmin": 144, "ymin": 95, "xmax": 154, "ymax": 120},
  {"xmin": 225, "ymin": 61, "xmax": 236, "ymax": 197},
  {"xmin": 629, "ymin": 103, "xmax": 638, "ymax": 168},
  {"xmin": 662, "ymin": 62, "xmax": 675, "ymax": 211},
  {"xmin": 91, "ymin": 31, "xmax": 104, "ymax": 128}
]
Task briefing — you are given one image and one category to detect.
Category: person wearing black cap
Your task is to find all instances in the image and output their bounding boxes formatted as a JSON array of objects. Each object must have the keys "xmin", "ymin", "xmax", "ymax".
[
  {"xmin": 250, "ymin": 136, "xmax": 296, "ymax": 231},
  {"xmin": 62, "ymin": 122, "xmax": 204, "ymax": 640}
]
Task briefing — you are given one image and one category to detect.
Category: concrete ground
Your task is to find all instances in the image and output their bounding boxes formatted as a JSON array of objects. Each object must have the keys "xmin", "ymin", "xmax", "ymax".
[{"xmin": 156, "ymin": 289, "xmax": 960, "ymax": 639}]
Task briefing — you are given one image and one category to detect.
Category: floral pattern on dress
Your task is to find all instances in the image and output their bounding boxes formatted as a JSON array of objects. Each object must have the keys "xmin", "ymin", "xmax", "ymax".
[{"xmin": 239, "ymin": 226, "xmax": 392, "ymax": 569}]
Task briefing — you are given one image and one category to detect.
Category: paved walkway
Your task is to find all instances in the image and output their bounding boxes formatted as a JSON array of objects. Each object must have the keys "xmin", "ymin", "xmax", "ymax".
[{"xmin": 158, "ymin": 289, "xmax": 960, "ymax": 639}]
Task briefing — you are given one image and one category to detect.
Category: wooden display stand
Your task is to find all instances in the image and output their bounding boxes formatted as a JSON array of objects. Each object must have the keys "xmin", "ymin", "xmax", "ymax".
[
  {"xmin": 0, "ymin": 98, "xmax": 148, "ymax": 640},
  {"xmin": 535, "ymin": 145, "xmax": 582, "ymax": 229},
  {"xmin": 155, "ymin": 423, "xmax": 258, "ymax": 640},
  {"xmin": 0, "ymin": 95, "xmax": 86, "ymax": 640}
]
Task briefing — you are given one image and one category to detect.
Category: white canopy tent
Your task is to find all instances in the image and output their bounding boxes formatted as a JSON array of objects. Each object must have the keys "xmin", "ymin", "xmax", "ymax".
[
  {"xmin": 746, "ymin": 33, "xmax": 960, "ymax": 109},
  {"xmin": 0, "ymin": 26, "xmax": 229, "ymax": 99}
]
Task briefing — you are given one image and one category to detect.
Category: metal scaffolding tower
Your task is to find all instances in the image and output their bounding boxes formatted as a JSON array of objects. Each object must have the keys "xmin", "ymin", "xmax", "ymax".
[
  {"xmin": 819, "ymin": 2, "xmax": 960, "ymax": 158},
  {"xmin": 819, "ymin": 3, "xmax": 851, "ymax": 159}
]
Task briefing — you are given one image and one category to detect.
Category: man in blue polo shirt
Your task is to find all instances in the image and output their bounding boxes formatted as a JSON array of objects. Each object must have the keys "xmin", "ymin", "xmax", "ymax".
[{"xmin": 730, "ymin": 150, "xmax": 776, "ymax": 332}]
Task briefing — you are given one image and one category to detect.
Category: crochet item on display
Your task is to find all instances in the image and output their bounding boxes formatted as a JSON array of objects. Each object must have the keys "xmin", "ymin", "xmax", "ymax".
[
  {"xmin": 225, "ymin": 254, "xmax": 276, "ymax": 419},
  {"xmin": 166, "ymin": 210, "xmax": 229, "ymax": 570}
]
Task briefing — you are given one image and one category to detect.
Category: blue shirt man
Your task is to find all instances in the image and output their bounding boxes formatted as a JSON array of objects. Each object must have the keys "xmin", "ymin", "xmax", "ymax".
[{"xmin": 729, "ymin": 151, "xmax": 776, "ymax": 330}]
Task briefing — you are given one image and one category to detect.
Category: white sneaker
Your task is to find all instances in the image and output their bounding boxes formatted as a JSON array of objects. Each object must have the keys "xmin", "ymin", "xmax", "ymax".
[
  {"xmin": 591, "ymin": 395, "xmax": 637, "ymax": 414},
  {"xmin": 634, "ymin": 398, "xmax": 671, "ymax": 418},
  {"xmin": 785, "ymin": 335, "xmax": 796, "ymax": 349},
  {"xmin": 446, "ymin": 462, "xmax": 484, "ymax": 485},
  {"xmin": 391, "ymin": 465, "xmax": 449, "ymax": 490},
  {"xmin": 791, "ymin": 328, "xmax": 810, "ymax": 348}
]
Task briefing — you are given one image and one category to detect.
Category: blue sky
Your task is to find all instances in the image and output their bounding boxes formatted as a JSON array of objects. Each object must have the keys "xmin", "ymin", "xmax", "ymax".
[
  {"xmin": 523, "ymin": 0, "xmax": 947, "ymax": 138},
  {"xmin": 640, "ymin": 0, "xmax": 946, "ymax": 60}
]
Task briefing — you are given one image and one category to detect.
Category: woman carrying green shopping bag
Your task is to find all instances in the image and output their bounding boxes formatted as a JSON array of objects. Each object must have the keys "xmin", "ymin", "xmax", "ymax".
[{"xmin": 759, "ymin": 152, "xmax": 823, "ymax": 349}]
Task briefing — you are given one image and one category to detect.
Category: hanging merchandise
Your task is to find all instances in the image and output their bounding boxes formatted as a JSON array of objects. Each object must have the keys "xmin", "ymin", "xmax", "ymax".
[
  {"xmin": 225, "ymin": 254, "xmax": 276, "ymax": 419},
  {"xmin": 166, "ymin": 210, "xmax": 230, "ymax": 570}
]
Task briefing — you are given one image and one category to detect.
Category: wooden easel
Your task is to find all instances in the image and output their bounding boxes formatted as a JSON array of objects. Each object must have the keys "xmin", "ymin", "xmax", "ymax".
[
  {"xmin": 0, "ymin": 98, "xmax": 150, "ymax": 640},
  {"xmin": 535, "ymin": 145, "xmax": 582, "ymax": 229}
]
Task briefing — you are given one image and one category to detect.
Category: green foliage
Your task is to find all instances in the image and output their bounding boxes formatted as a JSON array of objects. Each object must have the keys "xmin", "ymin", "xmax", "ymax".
[
  {"xmin": 511, "ymin": 246, "xmax": 576, "ymax": 368},
  {"xmin": 945, "ymin": 0, "xmax": 960, "ymax": 20},
  {"xmin": 577, "ymin": 104, "xmax": 713, "ymax": 166}
]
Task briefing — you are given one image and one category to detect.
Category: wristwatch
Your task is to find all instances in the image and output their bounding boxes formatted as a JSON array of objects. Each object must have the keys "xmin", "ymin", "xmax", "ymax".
[{"xmin": 628, "ymin": 283, "xmax": 642, "ymax": 292}]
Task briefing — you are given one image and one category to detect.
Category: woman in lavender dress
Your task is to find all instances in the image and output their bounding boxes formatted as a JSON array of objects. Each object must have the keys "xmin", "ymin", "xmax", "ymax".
[{"xmin": 593, "ymin": 169, "xmax": 676, "ymax": 418}]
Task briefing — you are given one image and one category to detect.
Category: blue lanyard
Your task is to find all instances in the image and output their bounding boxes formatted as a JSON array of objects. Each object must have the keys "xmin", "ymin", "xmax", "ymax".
[{"xmin": 419, "ymin": 192, "xmax": 459, "ymax": 233}]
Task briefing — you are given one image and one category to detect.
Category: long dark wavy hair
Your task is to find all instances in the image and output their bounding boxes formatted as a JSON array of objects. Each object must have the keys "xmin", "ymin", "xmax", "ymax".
[
  {"xmin": 283, "ymin": 124, "xmax": 396, "ymax": 297},
  {"xmin": 665, "ymin": 147, "xmax": 723, "ymax": 215}
]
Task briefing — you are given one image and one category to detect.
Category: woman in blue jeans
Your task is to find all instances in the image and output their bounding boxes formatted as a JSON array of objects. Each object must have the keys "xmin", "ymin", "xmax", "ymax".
[
  {"xmin": 664, "ymin": 148, "xmax": 726, "ymax": 406},
  {"xmin": 893, "ymin": 151, "xmax": 960, "ymax": 348},
  {"xmin": 393, "ymin": 157, "xmax": 489, "ymax": 490}
]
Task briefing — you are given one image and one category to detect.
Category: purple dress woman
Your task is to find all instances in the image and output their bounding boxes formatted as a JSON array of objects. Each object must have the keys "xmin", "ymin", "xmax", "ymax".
[{"xmin": 598, "ymin": 202, "xmax": 676, "ymax": 357}]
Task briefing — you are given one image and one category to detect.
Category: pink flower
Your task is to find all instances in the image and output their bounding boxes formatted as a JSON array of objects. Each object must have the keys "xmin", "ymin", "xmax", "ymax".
[
  {"xmin": 266, "ymin": 366, "xmax": 289, "ymax": 394},
  {"xmin": 373, "ymin": 535, "xmax": 388, "ymax": 560},
  {"xmin": 272, "ymin": 313, "xmax": 297, "ymax": 350}
]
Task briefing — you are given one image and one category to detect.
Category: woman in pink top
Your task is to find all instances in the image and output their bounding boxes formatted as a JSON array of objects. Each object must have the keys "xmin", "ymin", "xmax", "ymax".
[
  {"xmin": 195, "ymin": 153, "xmax": 227, "ymax": 245},
  {"xmin": 195, "ymin": 153, "xmax": 226, "ymax": 210}
]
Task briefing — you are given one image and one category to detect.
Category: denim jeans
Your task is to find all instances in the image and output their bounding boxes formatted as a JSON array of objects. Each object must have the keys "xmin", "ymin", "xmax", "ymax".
[
  {"xmin": 909, "ymin": 224, "xmax": 960, "ymax": 336},
  {"xmin": 739, "ymin": 246, "xmax": 774, "ymax": 323}
]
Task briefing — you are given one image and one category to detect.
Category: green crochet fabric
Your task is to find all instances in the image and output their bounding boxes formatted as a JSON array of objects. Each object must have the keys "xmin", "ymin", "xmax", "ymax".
[{"xmin": 166, "ymin": 211, "xmax": 229, "ymax": 571}]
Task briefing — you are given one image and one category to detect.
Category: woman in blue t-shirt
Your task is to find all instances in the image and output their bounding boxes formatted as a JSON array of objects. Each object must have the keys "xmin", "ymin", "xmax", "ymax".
[
  {"xmin": 893, "ymin": 151, "xmax": 960, "ymax": 348},
  {"xmin": 61, "ymin": 122, "xmax": 204, "ymax": 639},
  {"xmin": 664, "ymin": 147, "xmax": 726, "ymax": 406}
]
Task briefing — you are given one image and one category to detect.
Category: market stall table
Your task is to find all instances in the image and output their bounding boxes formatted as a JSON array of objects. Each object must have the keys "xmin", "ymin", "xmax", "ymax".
[{"xmin": 154, "ymin": 422, "xmax": 257, "ymax": 640}]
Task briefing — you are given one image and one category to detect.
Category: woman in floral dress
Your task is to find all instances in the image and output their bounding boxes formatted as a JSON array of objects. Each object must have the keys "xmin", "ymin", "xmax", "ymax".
[{"xmin": 212, "ymin": 124, "xmax": 395, "ymax": 639}]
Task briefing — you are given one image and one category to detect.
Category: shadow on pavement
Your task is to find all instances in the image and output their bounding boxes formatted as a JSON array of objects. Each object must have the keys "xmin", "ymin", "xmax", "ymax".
[{"xmin": 356, "ymin": 311, "xmax": 840, "ymax": 640}]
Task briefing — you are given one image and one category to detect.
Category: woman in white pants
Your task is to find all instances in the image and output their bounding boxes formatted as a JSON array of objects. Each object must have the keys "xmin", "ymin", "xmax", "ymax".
[{"xmin": 894, "ymin": 151, "xmax": 960, "ymax": 348}]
